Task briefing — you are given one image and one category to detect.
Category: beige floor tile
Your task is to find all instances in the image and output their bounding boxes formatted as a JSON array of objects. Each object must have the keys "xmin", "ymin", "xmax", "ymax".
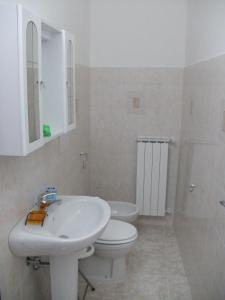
[{"xmin": 78, "ymin": 217, "xmax": 192, "ymax": 300}]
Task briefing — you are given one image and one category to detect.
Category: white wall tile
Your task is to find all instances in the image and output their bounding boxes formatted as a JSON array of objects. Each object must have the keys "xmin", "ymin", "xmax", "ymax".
[
  {"xmin": 175, "ymin": 55, "xmax": 225, "ymax": 300},
  {"xmin": 89, "ymin": 68, "xmax": 183, "ymax": 212}
]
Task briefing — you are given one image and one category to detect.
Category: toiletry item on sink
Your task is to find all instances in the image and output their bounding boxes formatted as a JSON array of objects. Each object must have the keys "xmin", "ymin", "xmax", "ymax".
[
  {"xmin": 25, "ymin": 187, "xmax": 57, "ymax": 226},
  {"xmin": 45, "ymin": 187, "xmax": 57, "ymax": 202},
  {"xmin": 25, "ymin": 210, "xmax": 47, "ymax": 226}
]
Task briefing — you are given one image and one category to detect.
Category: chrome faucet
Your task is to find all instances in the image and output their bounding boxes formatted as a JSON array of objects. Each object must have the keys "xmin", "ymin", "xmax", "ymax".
[{"xmin": 38, "ymin": 192, "xmax": 61, "ymax": 208}]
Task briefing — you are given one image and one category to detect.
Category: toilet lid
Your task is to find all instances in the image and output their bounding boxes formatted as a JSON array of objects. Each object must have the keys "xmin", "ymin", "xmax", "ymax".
[{"xmin": 97, "ymin": 220, "xmax": 137, "ymax": 245}]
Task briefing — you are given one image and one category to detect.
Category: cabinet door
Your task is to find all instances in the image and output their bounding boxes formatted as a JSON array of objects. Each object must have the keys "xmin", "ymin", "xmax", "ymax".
[
  {"xmin": 63, "ymin": 32, "xmax": 76, "ymax": 132},
  {"xmin": 18, "ymin": 6, "xmax": 43, "ymax": 154}
]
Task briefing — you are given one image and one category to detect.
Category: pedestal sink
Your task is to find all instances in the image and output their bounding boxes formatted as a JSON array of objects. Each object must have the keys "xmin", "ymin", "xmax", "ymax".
[{"xmin": 9, "ymin": 195, "xmax": 111, "ymax": 300}]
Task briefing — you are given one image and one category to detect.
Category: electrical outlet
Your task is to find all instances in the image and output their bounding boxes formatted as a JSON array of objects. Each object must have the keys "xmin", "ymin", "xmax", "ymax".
[
  {"xmin": 132, "ymin": 97, "xmax": 140, "ymax": 109},
  {"xmin": 127, "ymin": 91, "xmax": 144, "ymax": 114}
]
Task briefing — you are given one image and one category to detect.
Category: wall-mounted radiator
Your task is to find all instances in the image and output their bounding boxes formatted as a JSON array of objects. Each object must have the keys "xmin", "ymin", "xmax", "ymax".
[{"xmin": 136, "ymin": 137, "xmax": 172, "ymax": 217}]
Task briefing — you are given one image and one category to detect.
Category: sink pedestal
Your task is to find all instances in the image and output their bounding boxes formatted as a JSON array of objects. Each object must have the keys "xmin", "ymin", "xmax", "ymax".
[{"xmin": 50, "ymin": 254, "xmax": 79, "ymax": 300}]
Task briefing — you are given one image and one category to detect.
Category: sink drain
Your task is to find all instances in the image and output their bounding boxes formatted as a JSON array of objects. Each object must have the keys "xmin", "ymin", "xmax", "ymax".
[{"xmin": 59, "ymin": 234, "xmax": 69, "ymax": 239}]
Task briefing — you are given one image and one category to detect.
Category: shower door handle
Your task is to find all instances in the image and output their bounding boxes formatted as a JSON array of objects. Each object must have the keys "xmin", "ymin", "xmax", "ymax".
[{"xmin": 189, "ymin": 184, "xmax": 198, "ymax": 192}]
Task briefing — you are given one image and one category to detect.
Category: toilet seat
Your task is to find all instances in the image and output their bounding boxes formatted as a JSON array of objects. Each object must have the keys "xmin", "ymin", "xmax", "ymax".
[{"xmin": 96, "ymin": 220, "xmax": 137, "ymax": 245}]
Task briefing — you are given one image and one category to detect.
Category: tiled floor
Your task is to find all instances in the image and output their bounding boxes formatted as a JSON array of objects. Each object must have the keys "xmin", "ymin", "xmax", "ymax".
[{"xmin": 78, "ymin": 217, "xmax": 192, "ymax": 300}]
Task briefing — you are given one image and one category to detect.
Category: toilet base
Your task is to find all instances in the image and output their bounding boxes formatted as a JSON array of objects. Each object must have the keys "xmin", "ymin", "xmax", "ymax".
[{"xmin": 79, "ymin": 254, "xmax": 128, "ymax": 285}]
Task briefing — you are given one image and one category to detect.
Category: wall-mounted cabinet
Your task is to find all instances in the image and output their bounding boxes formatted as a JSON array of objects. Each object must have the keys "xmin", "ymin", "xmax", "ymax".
[{"xmin": 0, "ymin": 4, "xmax": 76, "ymax": 156}]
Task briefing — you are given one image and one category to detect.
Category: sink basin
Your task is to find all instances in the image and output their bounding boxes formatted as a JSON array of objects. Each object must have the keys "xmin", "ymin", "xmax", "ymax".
[
  {"xmin": 9, "ymin": 195, "xmax": 111, "ymax": 300},
  {"xmin": 9, "ymin": 195, "xmax": 110, "ymax": 257}
]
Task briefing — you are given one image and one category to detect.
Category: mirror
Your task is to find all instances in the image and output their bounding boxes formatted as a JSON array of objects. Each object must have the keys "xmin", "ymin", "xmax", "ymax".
[
  {"xmin": 26, "ymin": 21, "xmax": 40, "ymax": 143},
  {"xmin": 67, "ymin": 40, "xmax": 75, "ymax": 126}
]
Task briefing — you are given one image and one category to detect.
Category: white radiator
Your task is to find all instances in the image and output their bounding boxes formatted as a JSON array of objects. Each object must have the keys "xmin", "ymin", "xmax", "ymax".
[{"xmin": 136, "ymin": 137, "xmax": 170, "ymax": 217}]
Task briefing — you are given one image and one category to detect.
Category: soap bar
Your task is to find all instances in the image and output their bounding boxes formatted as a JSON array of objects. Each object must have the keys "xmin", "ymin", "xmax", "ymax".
[{"xmin": 25, "ymin": 210, "xmax": 47, "ymax": 226}]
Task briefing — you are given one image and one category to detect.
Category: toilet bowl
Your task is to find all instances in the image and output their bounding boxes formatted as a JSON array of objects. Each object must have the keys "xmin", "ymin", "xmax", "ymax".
[
  {"xmin": 108, "ymin": 201, "xmax": 139, "ymax": 223},
  {"xmin": 79, "ymin": 219, "xmax": 138, "ymax": 284}
]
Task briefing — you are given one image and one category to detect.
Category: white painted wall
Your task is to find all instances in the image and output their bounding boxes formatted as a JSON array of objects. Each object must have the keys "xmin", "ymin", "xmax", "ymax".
[
  {"xmin": 186, "ymin": 0, "xmax": 225, "ymax": 65},
  {"xmin": 89, "ymin": 0, "xmax": 187, "ymax": 68},
  {"xmin": 6, "ymin": 0, "xmax": 90, "ymax": 65}
]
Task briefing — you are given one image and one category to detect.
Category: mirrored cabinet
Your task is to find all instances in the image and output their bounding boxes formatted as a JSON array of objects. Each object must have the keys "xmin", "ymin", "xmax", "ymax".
[{"xmin": 0, "ymin": 4, "xmax": 76, "ymax": 156}]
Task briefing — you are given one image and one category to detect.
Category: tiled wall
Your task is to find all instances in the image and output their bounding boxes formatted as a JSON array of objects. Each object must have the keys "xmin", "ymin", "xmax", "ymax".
[
  {"xmin": 174, "ymin": 55, "xmax": 225, "ymax": 300},
  {"xmin": 89, "ymin": 68, "xmax": 184, "ymax": 212},
  {"xmin": 0, "ymin": 65, "xmax": 90, "ymax": 300}
]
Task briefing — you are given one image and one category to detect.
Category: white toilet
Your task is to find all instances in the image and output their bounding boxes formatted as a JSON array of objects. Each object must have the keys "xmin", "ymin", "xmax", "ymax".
[{"xmin": 79, "ymin": 219, "xmax": 138, "ymax": 284}]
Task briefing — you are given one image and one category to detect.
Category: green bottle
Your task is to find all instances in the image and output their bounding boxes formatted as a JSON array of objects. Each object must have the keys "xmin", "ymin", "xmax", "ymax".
[{"xmin": 43, "ymin": 124, "xmax": 51, "ymax": 137}]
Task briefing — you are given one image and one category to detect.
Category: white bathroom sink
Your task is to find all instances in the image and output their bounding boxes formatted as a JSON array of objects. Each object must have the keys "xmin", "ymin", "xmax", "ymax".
[
  {"xmin": 9, "ymin": 195, "xmax": 111, "ymax": 256},
  {"xmin": 9, "ymin": 195, "xmax": 111, "ymax": 300}
]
